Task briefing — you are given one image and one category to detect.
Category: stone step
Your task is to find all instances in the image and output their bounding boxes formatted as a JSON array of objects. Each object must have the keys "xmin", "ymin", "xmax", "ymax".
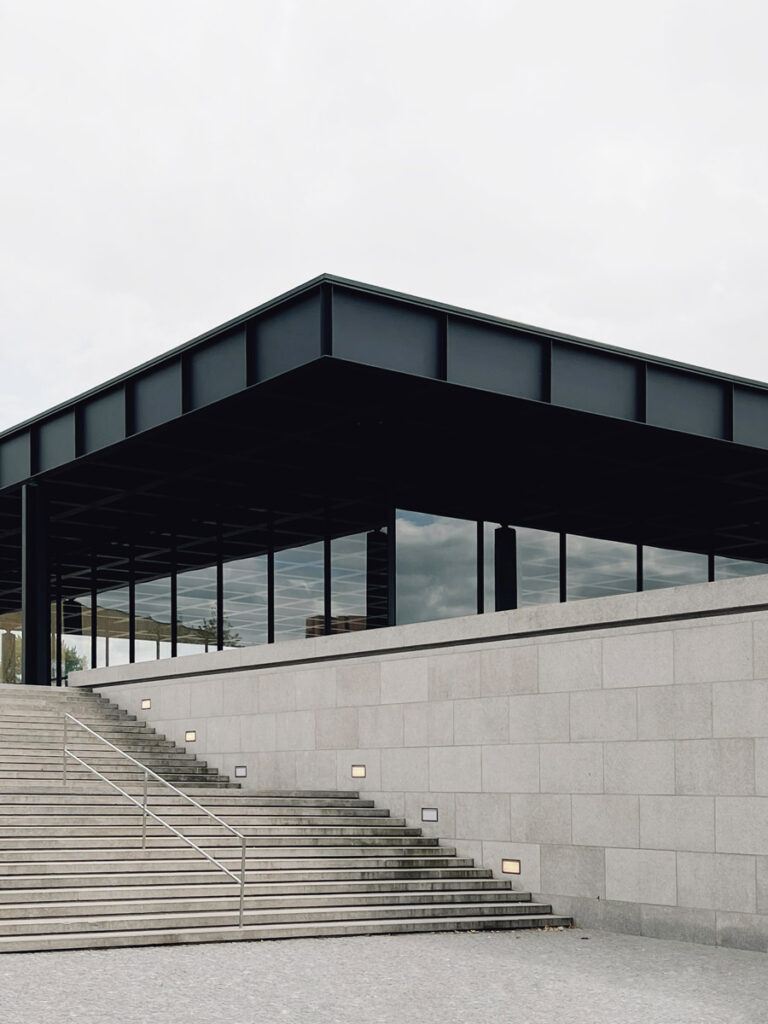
[
  {"xmin": 0, "ymin": 867, "xmax": 494, "ymax": 888},
  {"xmin": 0, "ymin": 843, "xmax": 450, "ymax": 862},
  {"xmin": 0, "ymin": 913, "xmax": 572, "ymax": 952},
  {"xmin": 0, "ymin": 877, "xmax": 514, "ymax": 903},
  {"xmin": 0, "ymin": 900, "xmax": 557, "ymax": 938},
  {"xmin": 0, "ymin": 822, "xmax": 405, "ymax": 838},
  {"xmin": 0, "ymin": 855, "xmax": 475, "ymax": 876},
  {"xmin": 0, "ymin": 888, "xmax": 530, "ymax": 919},
  {"xmin": 0, "ymin": 826, "xmax": 423, "ymax": 846}
]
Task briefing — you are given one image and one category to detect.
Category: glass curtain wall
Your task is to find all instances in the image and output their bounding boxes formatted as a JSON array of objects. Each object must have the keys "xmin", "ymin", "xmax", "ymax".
[
  {"xmin": 568, "ymin": 535, "xmax": 637, "ymax": 601},
  {"xmin": 134, "ymin": 577, "xmax": 172, "ymax": 662},
  {"xmin": 714, "ymin": 556, "xmax": 768, "ymax": 580},
  {"xmin": 222, "ymin": 556, "xmax": 268, "ymax": 649},
  {"xmin": 396, "ymin": 511, "xmax": 476, "ymax": 625},
  {"xmin": 177, "ymin": 565, "xmax": 219, "ymax": 656},
  {"xmin": 0, "ymin": 610, "xmax": 22, "ymax": 683},
  {"xmin": 483, "ymin": 523, "xmax": 560, "ymax": 610},
  {"xmin": 331, "ymin": 529, "xmax": 388, "ymax": 633},
  {"xmin": 42, "ymin": 506, "xmax": 768, "ymax": 681},
  {"xmin": 274, "ymin": 542, "xmax": 324, "ymax": 641},
  {"xmin": 642, "ymin": 547, "xmax": 708, "ymax": 590}
]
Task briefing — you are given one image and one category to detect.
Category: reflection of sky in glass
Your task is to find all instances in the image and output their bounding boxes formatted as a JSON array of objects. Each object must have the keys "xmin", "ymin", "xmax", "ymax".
[
  {"xmin": 223, "ymin": 556, "xmax": 267, "ymax": 648},
  {"xmin": 178, "ymin": 565, "xmax": 219, "ymax": 655},
  {"xmin": 484, "ymin": 524, "xmax": 560, "ymax": 609},
  {"xmin": 397, "ymin": 511, "xmax": 476, "ymax": 625},
  {"xmin": 134, "ymin": 578, "xmax": 171, "ymax": 661},
  {"xmin": 714, "ymin": 556, "xmax": 768, "ymax": 581},
  {"xmin": 332, "ymin": 533, "xmax": 366, "ymax": 618},
  {"xmin": 568, "ymin": 535, "xmax": 636, "ymax": 601},
  {"xmin": 274, "ymin": 542, "xmax": 324, "ymax": 641},
  {"xmin": 642, "ymin": 547, "xmax": 707, "ymax": 590}
]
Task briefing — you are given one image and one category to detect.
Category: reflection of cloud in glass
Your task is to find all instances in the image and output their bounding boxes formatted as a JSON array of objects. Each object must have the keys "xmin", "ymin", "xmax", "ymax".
[
  {"xmin": 714, "ymin": 556, "xmax": 768, "ymax": 581},
  {"xmin": 567, "ymin": 535, "xmax": 636, "ymax": 601},
  {"xmin": 642, "ymin": 547, "xmax": 707, "ymax": 590},
  {"xmin": 397, "ymin": 512, "xmax": 476, "ymax": 625}
]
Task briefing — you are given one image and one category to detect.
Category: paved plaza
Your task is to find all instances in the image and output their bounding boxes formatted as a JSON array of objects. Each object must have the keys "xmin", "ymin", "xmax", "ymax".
[{"xmin": 0, "ymin": 928, "xmax": 765, "ymax": 1024}]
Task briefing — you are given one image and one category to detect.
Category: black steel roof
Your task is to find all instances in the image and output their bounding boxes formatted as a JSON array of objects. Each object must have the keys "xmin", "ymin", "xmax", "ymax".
[{"xmin": 2, "ymin": 274, "xmax": 768, "ymax": 611}]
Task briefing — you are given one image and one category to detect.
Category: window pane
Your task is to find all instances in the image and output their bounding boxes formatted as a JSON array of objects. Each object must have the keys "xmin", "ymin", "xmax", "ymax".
[
  {"xmin": 134, "ymin": 577, "xmax": 172, "ymax": 662},
  {"xmin": 714, "ymin": 556, "xmax": 768, "ymax": 581},
  {"xmin": 95, "ymin": 588, "xmax": 130, "ymax": 667},
  {"xmin": 331, "ymin": 529, "xmax": 388, "ymax": 632},
  {"xmin": 177, "ymin": 565, "xmax": 219, "ymax": 656},
  {"xmin": 0, "ymin": 610, "xmax": 22, "ymax": 683},
  {"xmin": 61, "ymin": 594, "xmax": 92, "ymax": 676},
  {"xmin": 223, "ymin": 556, "xmax": 268, "ymax": 648},
  {"xmin": 274, "ymin": 542, "xmax": 324, "ymax": 641},
  {"xmin": 396, "ymin": 511, "xmax": 476, "ymax": 625},
  {"xmin": 642, "ymin": 547, "xmax": 707, "ymax": 590},
  {"xmin": 483, "ymin": 523, "xmax": 560, "ymax": 610},
  {"xmin": 567, "ymin": 535, "xmax": 636, "ymax": 601}
]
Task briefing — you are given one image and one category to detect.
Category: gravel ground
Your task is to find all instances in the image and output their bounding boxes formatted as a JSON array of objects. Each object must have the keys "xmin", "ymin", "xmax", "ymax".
[{"xmin": 0, "ymin": 928, "xmax": 766, "ymax": 1024}]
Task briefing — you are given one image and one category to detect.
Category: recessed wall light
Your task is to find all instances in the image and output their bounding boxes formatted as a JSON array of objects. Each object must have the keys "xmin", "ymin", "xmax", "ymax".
[
  {"xmin": 421, "ymin": 807, "xmax": 438, "ymax": 822},
  {"xmin": 141, "ymin": 699, "xmax": 151, "ymax": 710},
  {"xmin": 502, "ymin": 858, "xmax": 521, "ymax": 875},
  {"xmin": 351, "ymin": 764, "xmax": 366, "ymax": 778},
  {"xmin": 234, "ymin": 766, "xmax": 247, "ymax": 778},
  {"xmin": 185, "ymin": 730, "xmax": 197, "ymax": 742}
]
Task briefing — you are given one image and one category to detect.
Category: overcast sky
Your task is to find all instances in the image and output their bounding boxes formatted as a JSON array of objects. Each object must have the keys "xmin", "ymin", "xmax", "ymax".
[{"xmin": 1, "ymin": 0, "xmax": 766, "ymax": 432}]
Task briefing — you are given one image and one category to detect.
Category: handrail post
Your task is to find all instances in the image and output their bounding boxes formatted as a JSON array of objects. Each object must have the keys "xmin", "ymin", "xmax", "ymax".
[
  {"xmin": 142, "ymin": 769, "xmax": 148, "ymax": 850},
  {"xmin": 239, "ymin": 835, "xmax": 246, "ymax": 927},
  {"xmin": 62, "ymin": 713, "xmax": 68, "ymax": 784}
]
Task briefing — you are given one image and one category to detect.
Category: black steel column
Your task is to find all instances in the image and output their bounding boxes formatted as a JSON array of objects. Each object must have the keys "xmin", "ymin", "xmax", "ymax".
[
  {"xmin": 21, "ymin": 483, "xmax": 50, "ymax": 686},
  {"xmin": 386, "ymin": 507, "xmax": 396, "ymax": 627},
  {"xmin": 494, "ymin": 526, "xmax": 518, "ymax": 612},
  {"xmin": 128, "ymin": 546, "xmax": 136, "ymax": 663},
  {"xmin": 170, "ymin": 538, "xmax": 178, "ymax": 658},
  {"xmin": 559, "ymin": 533, "xmax": 567, "ymax": 603},
  {"xmin": 216, "ymin": 530, "xmax": 224, "ymax": 651},
  {"xmin": 90, "ymin": 554, "xmax": 98, "ymax": 669}
]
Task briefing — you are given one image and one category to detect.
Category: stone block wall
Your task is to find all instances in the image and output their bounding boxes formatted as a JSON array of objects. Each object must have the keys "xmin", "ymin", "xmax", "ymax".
[{"xmin": 73, "ymin": 575, "xmax": 768, "ymax": 951}]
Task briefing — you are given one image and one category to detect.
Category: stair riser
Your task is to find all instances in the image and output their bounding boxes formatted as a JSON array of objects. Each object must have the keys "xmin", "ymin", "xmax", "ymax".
[
  {"xmin": 0, "ymin": 868, "xmax": 494, "ymax": 888},
  {"xmin": 0, "ymin": 879, "xmax": 514, "ymax": 903},
  {"xmin": 0, "ymin": 891, "xmax": 529, "ymax": 918},
  {"xmin": 0, "ymin": 902, "xmax": 554, "ymax": 937}
]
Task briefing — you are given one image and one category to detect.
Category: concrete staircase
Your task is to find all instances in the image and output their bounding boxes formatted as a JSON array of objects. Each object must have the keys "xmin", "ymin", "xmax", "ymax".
[{"xmin": 0, "ymin": 683, "xmax": 570, "ymax": 951}]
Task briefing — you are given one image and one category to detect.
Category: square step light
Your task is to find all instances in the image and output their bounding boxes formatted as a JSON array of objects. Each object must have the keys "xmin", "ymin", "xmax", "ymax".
[
  {"xmin": 234, "ymin": 766, "xmax": 247, "ymax": 778},
  {"xmin": 421, "ymin": 807, "xmax": 438, "ymax": 822},
  {"xmin": 351, "ymin": 764, "xmax": 366, "ymax": 779},
  {"xmin": 501, "ymin": 858, "xmax": 521, "ymax": 875},
  {"xmin": 140, "ymin": 699, "xmax": 151, "ymax": 710},
  {"xmin": 185, "ymin": 730, "xmax": 197, "ymax": 743}
]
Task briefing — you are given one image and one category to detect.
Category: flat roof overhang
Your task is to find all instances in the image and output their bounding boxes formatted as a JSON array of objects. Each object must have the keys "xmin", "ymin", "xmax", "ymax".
[{"xmin": 2, "ymin": 274, "xmax": 768, "ymax": 611}]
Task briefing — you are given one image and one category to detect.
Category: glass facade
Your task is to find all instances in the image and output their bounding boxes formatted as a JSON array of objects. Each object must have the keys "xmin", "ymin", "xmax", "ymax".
[
  {"xmin": 642, "ymin": 547, "xmax": 708, "ymax": 591},
  {"xmin": 0, "ymin": 610, "xmax": 22, "ymax": 684},
  {"xmin": 274, "ymin": 541, "xmax": 325, "ymax": 642},
  {"xmin": 35, "ymin": 505, "xmax": 768, "ymax": 684},
  {"xmin": 396, "ymin": 511, "xmax": 476, "ymax": 625},
  {"xmin": 178, "ymin": 565, "xmax": 220, "ymax": 656},
  {"xmin": 222, "ymin": 557, "xmax": 267, "ymax": 649},
  {"xmin": 567, "ymin": 535, "xmax": 637, "ymax": 601}
]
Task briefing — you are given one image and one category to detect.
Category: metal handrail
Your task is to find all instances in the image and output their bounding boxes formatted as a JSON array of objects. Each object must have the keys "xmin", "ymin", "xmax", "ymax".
[{"xmin": 62, "ymin": 712, "xmax": 247, "ymax": 927}]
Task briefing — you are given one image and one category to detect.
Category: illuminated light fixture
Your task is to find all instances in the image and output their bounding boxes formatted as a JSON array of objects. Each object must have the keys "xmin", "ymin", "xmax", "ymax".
[
  {"xmin": 501, "ymin": 858, "xmax": 521, "ymax": 875},
  {"xmin": 185, "ymin": 730, "xmax": 197, "ymax": 742},
  {"xmin": 421, "ymin": 807, "xmax": 438, "ymax": 822},
  {"xmin": 141, "ymin": 699, "xmax": 151, "ymax": 710},
  {"xmin": 351, "ymin": 764, "xmax": 366, "ymax": 778},
  {"xmin": 234, "ymin": 766, "xmax": 247, "ymax": 778}
]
